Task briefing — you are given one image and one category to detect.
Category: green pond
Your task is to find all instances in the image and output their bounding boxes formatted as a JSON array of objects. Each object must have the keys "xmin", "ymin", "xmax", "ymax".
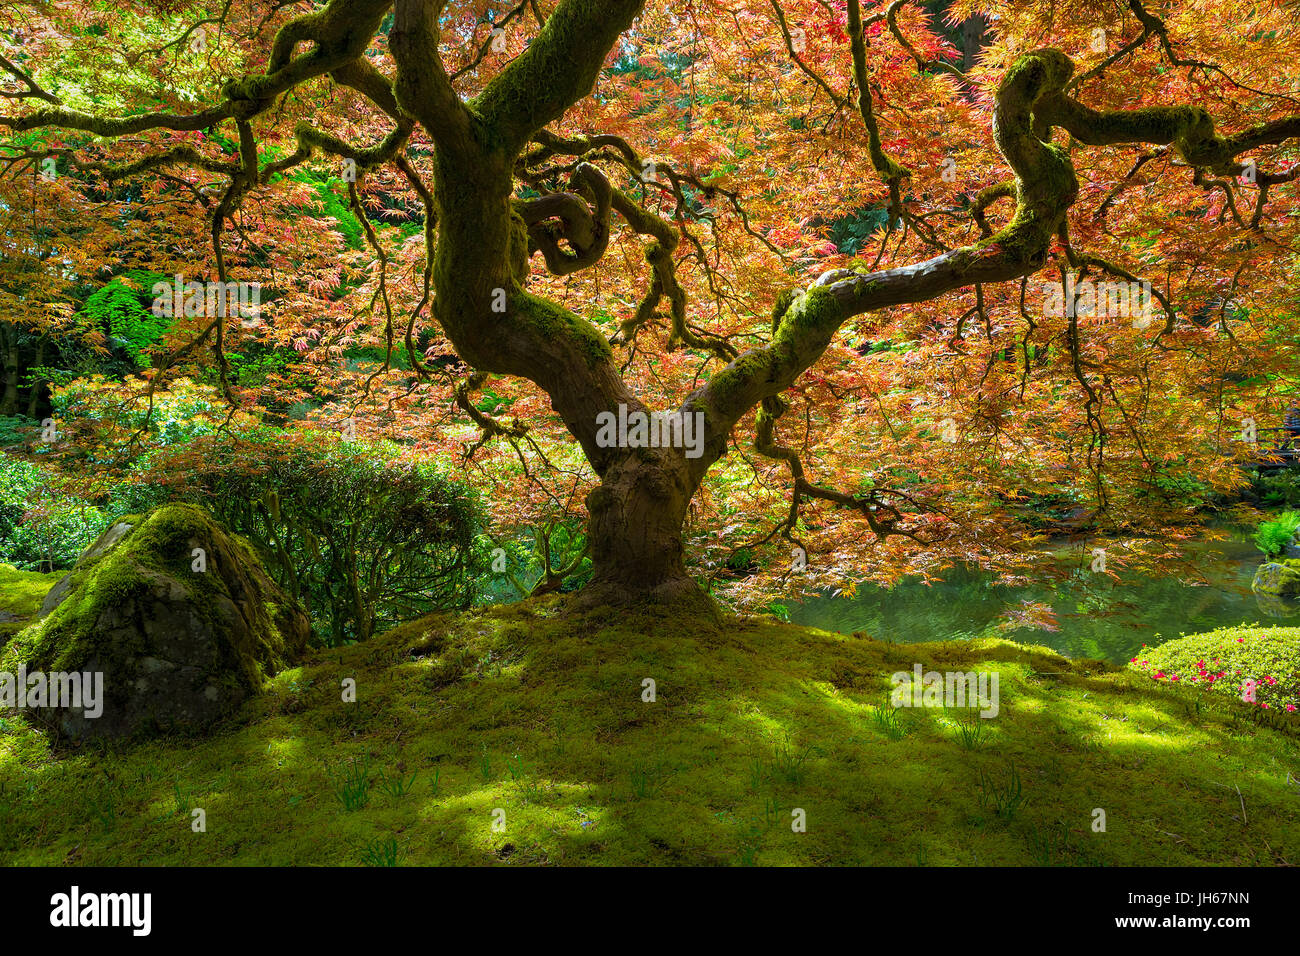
[{"xmin": 791, "ymin": 538, "xmax": 1293, "ymax": 663}]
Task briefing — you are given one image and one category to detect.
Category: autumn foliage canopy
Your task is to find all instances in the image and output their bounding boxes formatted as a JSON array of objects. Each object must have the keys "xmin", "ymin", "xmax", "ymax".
[{"xmin": 3, "ymin": 0, "xmax": 1300, "ymax": 607}]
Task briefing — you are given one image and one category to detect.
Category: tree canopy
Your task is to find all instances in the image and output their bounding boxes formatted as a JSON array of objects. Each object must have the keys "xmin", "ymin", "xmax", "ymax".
[{"xmin": 4, "ymin": 0, "xmax": 1300, "ymax": 608}]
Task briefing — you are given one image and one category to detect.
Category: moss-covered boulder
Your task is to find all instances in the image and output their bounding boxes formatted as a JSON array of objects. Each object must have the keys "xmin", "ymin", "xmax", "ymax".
[
  {"xmin": 1249, "ymin": 562, "xmax": 1300, "ymax": 616},
  {"xmin": 0, "ymin": 503, "xmax": 309, "ymax": 741},
  {"xmin": 1251, "ymin": 559, "xmax": 1300, "ymax": 601}
]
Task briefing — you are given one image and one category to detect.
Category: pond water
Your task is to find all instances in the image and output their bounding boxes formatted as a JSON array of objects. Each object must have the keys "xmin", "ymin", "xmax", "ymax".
[{"xmin": 791, "ymin": 538, "xmax": 1296, "ymax": 664}]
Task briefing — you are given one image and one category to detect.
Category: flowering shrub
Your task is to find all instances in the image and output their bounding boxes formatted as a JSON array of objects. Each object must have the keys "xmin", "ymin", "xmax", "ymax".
[{"xmin": 1128, "ymin": 626, "xmax": 1300, "ymax": 715}]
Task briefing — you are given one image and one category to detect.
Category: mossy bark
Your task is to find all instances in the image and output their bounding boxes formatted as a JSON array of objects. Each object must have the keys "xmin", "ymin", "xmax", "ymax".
[
  {"xmin": 581, "ymin": 450, "xmax": 701, "ymax": 608},
  {"xmin": 14, "ymin": 3, "xmax": 1300, "ymax": 609},
  {"xmin": 388, "ymin": 0, "xmax": 714, "ymax": 606}
]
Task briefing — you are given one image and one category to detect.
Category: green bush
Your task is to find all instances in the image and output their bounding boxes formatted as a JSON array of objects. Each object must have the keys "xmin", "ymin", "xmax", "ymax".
[
  {"xmin": 1253, "ymin": 510, "xmax": 1300, "ymax": 557},
  {"xmin": 289, "ymin": 168, "xmax": 364, "ymax": 250},
  {"xmin": 0, "ymin": 456, "xmax": 105, "ymax": 571},
  {"xmin": 0, "ymin": 456, "xmax": 40, "ymax": 544},
  {"xmin": 135, "ymin": 429, "xmax": 487, "ymax": 645},
  {"xmin": 1253, "ymin": 470, "xmax": 1300, "ymax": 508},
  {"xmin": 1149, "ymin": 466, "xmax": 1212, "ymax": 510},
  {"xmin": 1130, "ymin": 626, "xmax": 1300, "ymax": 715},
  {"xmin": 0, "ymin": 415, "xmax": 37, "ymax": 448}
]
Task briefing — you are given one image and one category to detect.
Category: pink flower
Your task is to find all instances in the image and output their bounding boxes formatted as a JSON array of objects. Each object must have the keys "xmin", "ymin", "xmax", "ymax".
[{"xmin": 1286, "ymin": 705, "xmax": 1297, "ymax": 713}]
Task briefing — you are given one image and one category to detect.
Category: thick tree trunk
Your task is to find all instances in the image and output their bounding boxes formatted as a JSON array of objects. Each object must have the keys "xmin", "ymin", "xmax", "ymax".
[
  {"xmin": 580, "ymin": 448, "xmax": 709, "ymax": 609},
  {"xmin": 1, "ymin": 325, "xmax": 20, "ymax": 416},
  {"xmin": 960, "ymin": 14, "xmax": 987, "ymax": 73}
]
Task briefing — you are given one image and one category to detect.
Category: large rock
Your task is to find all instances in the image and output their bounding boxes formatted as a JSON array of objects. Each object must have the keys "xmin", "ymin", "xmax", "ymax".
[
  {"xmin": 1252, "ymin": 559, "xmax": 1300, "ymax": 601},
  {"xmin": 1250, "ymin": 560, "xmax": 1300, "ymax": 617},
  {"xmin": 1, "ymin": 504, "xmax": 309, "ymax": 740}
]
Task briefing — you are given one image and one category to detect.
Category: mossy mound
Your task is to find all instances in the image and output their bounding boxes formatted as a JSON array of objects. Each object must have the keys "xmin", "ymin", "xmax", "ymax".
[
  {"xmin": 0, "ymin": 503, "xmax": 308, "ymax": 741},
  {"xmin": 1130, "ymin": 626, "xmax": 1300, "ymax": 715},
  {"xmin": 2, "ymin": 598, "xmax": 1297, "ymax": 865}
]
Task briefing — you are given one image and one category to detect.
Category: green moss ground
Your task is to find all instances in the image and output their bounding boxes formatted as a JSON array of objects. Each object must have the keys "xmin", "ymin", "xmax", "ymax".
[
  {"xmin": 1, "ymin": 596, "xmax": 1297, "ymax": 866},
  {"xmin": 0, "ymin": 564, "xmax": 62, "ymax": 643}
]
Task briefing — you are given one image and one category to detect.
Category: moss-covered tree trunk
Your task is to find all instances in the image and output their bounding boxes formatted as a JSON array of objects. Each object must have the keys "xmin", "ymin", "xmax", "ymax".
[
  {"xmin": 388, "ymin": 0, "xmax": 717, "ymax": 607},
  {"xmin": 84, "ymin": 0, "xmax": 1275, "ymax": 611},
  {"xmin": 385, "ymin": 4, "xmax": 1273, "ymax": 610},
  {"xmin": 583, "ymin": 449, "xmax": 701, "ymax": 605},
  {"xmin": 10, "ymin": 0, "xmax": 1298, "ymax": 612},
  {"xmin": 382, "ymin": 4, "xmax": 1085, "ymax": 609}
]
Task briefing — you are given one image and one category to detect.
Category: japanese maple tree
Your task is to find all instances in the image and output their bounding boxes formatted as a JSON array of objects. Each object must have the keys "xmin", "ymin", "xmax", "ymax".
[{"xmin": 4, "ymin": 0, "xmax": 1300, "ymax": 609}]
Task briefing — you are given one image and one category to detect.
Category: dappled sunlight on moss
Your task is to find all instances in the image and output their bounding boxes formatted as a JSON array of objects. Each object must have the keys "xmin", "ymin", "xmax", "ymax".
[
  {"xmin": 0, "ymin": 598, "xmax": 1296, "ymax": 865},
  {"xmin": 0, "ymin": 565, "xmax": 61, "ymax": 643}
]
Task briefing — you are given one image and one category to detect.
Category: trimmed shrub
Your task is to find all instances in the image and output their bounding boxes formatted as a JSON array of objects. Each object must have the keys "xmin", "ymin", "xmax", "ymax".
[
  {"xmin": 132, "ymin": 429, "xmax": 487, "ymax": 645},
  {"xmin": 1129, "ymin": 625, "xmax": 1300, "ymax": 715}
]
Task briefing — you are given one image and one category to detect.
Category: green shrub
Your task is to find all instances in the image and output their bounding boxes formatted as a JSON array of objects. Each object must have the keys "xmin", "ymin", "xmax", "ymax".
[
  {"xmin": 289, "ymin": 168, "xmax": 364, "ymax": 250},
  {"xmin": 0, "ymin": 416, "xmax": 37, "ymax": 448},
  {"xmin": 134, "ymin": 429, "xmax": 487, "ymax": 645},
  {"xmin": 0, "ymin": 456, "xmax": 41, "ymax": 544},
  {"xmin": 1253, "ymin": 470, "xmax": 1300, "ymax": 508},
  {"xmin": 26, "ymin": 380, "xmax": 488, "ymax": 637},
  {"xmin": 5, "ymin": 498, "xmax": 106, "ymax": 572},
  {"xmin": 224, "ymin": 348, "xmax": 301, "ymax": 389},
  {"xmin": 1130, "ymin": 626, "xmax": 1300, "ymax": 715},
  {"xmin": 1149, "ymin": 467, "xmax": 1212, "ymax": 510},
  {"xmin": 80, "ymin": 271, "xmax": 172, "ymax": 367},
  {"xmin": 1254, "ymin": 510, "xmax": 1300, "ymax": 557},
  {"xmin": 0, "ymin": 456, "xmax": 105, "ymax": 571}
]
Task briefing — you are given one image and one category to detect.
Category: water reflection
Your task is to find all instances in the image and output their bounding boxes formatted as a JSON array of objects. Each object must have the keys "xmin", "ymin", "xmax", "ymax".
[{"xmin": 790, "ymin": 539, "xmax": 1295, "ymax": 663}]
